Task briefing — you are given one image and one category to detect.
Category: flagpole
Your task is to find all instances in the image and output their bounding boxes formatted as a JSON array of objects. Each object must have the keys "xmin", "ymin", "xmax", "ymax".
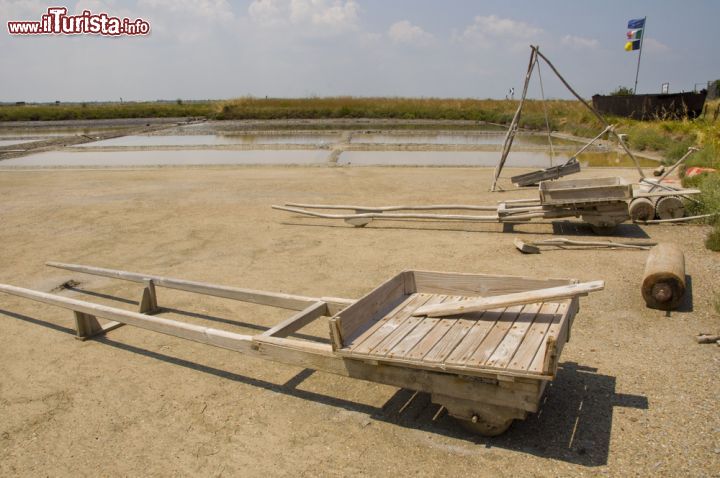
[{"xmin": 633, "ymin": 16, "xmax": 646, "ymax": 94}]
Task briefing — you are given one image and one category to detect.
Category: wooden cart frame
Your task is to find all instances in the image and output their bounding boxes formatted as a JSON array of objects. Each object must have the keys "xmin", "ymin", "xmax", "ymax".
[
  {"xmin": 0, "ymin": 262, "xmax": 602, "ymax": 436},
  {"xmin": 273, "ymin": 177, "xmax": 700, "ymax": 234}
]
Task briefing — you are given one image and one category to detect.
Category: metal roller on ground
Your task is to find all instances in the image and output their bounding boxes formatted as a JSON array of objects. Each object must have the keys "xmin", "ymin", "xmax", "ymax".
[{"xmin": 641, "ymin": 243, "xmax": 687, "ymax": 310}]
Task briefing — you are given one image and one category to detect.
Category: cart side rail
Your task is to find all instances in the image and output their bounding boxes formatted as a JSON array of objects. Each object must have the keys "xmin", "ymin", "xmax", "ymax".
[{"xmin": 46, "ymin": 261, "xmax": 353, "ymax": 315}]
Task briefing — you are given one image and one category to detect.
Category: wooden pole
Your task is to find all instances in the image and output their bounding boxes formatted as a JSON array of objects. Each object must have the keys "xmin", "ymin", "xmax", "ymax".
[
  {"xmin": 633, "ymin": 17, "xmax": 647, "ymax": 94},
  {"xmin": 273, "ymin": 205, "xmax": 500, "ymax": 222},
  {"xmin": 46, "ymin": 262, "xmax": 354, "ymax": 314},
  {"xmin": 491, "ymin": 46, "xmax": 537, "ymax": 192},
  {"xmin": 534, "ymin": 49, "xmax": 646, "ymax": 179},
  {"xmin": 647, "ymin": 147, "xmax": 697, "ymax": 192},
  {"xmin": 284, "ymin": 203, "xmax": 499, "ymax": 212},
  {"xmin": 413, "ymin": 280, "xmax": 605, "ymax": 318}
]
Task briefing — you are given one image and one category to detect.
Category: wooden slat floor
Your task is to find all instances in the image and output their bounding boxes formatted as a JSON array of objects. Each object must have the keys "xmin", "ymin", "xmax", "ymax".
[{"xmin": 338, "ymin": 292, "xmax": 569, "ymax": 375}]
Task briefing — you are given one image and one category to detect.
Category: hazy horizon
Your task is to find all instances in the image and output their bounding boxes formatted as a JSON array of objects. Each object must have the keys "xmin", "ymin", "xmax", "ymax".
[{"xmin": 2, "ymin": 0, "xmax": 718, "ymax": 103}]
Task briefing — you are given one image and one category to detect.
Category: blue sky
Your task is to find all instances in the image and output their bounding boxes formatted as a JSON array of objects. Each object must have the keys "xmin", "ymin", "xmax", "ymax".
[{"xmin": 1, "ymin": 0, "xmax": 718, "ymax": 101}]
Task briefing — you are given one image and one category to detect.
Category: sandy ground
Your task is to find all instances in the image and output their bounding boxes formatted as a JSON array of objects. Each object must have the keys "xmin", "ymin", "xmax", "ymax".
[{"xmin": 0, "ymin": 165, "xmax": 718, "ymax": 477}]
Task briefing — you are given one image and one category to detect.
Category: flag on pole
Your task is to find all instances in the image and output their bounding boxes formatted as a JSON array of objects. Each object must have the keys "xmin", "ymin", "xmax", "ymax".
[{"xmin": 625, "ymin": 18, "xmax": 645, "ymax": 52}]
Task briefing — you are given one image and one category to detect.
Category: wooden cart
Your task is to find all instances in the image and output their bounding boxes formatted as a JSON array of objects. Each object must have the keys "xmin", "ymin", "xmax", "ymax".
[
  {"xmin": 273, "ymin": 177, "xmax": 699, "ymax": 234},
  {"xmin": 0, "ymin": 262, "xmax": 603, "ymax": 436}
]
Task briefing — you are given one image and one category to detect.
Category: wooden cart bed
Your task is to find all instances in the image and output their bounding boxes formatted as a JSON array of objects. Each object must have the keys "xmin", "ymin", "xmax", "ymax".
[{"xmin": 330, "ymin": 271, "xmax": 579, "ymax": 380}]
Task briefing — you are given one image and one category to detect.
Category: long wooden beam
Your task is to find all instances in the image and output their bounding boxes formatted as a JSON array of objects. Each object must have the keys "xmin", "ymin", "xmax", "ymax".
[
  {"xmin": 284, "ymin": 203, "xmax": 499, "ymax": 212},
  {"xmin": 45, "ymin": 262, "xmax": 354, "ymax": 314},
  {"xmin": 0, "ymin": 283, "xmax": 256, "ymax": 352},
  {"xmin": 413, "ymin": 280, "xmax": 605, "ymax": 317},
  {"xmin": 273, "ymin": 205, "xmax": 500, "ymax": 222}
]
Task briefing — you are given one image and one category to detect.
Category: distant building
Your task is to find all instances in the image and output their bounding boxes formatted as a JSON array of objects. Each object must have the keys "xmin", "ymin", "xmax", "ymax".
[{"xmin": 708, "ymin": 80, "xmax": 720, "ymax": 100}]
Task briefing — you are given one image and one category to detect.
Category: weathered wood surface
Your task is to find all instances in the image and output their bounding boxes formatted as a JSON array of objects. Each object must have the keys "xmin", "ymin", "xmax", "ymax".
[
  {"xmin": 284, "ymin": 203, "xmax": 498, "ymax": 212},
  {"xmin": 273, "ymin": 205, "xmax": 500, "ymax": 222},
  {"xmin": 261, "ymin": 301, "xmax": 328, "ymax": 338},
  {"xmin": 514, "ymin": 237, "xmax": 655, "ymax": 253},
  {"xmin": 510, "ymin": 158, "xmax": 581, "ymax": 187},
  {"xmin": 412, "ymin": 281, "xmax": 604, "ymax": 317},
  {"xmin": 329, "ymin": 271, "xmax": 408, "ymax": 349},
  {"xmin": 410, "ymin": 269, "xmax": 575, "ymax": 296},
  {"xmin": 336, "ymin": 292, "xmax": 574, "ymax": 379},
  {"xmin": 46, "ymin": 261, "xmax": 354, "ymax": 314},
  {"xmin": 539, "ymin": 177, "xmax": 633, "ymax": 205}
]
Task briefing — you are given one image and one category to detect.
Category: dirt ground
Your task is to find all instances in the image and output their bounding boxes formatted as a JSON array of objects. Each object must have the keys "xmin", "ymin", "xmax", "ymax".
[{"xmin": 0, "ymin": 165, "xmax": 718, "ymax": 477}]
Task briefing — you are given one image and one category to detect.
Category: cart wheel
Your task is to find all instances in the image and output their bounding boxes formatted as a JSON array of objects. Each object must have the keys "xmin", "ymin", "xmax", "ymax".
[
  {"xmin": 458, "ymin": 415, "xmax": 514, "ymax": 437},
  {"xmin": 629, "ymin": 198, "xmax": 656, "ymax": 221},
  {"xmin": 655, "ymin": 196, "xmax": 685, "ymax": 220}
]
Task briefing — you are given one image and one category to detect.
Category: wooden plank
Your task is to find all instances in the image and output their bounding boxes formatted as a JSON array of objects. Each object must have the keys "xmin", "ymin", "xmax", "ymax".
[
  {"xmin": 528, "ymin": 304, "xmax": 567, "ymax": 374},
  {"xmin": 284, "ymin": 203, "xmax": 499, "ymax": 212},
  {"xmin": 445, "ymin": 309, "xmax": 503, "ymax": 366},
  {"xmin": 465, "ymin": 305, "xmax": 525, "ymax": 367},
  {"xmin": 411, "ymin": 270, "xmax": 575, "ymax": 297},
  {"xmin": 0, "ymin": 283, "xmax": 256, "ymax": 354},
  {"xmin": 331, "ymin": 272, "xmax": 406, "ymax": 345},
  {"xmin": 369, "ymin": 295, "xmax": 451, "ymax": 357},
  {"xmin": 389, "ymin": 295, "xmax": 462, "ymax": 359},
  {"xmin": 347, "ymin": 293, "xmax": 431, "ymax": 354},
  {"xmin": 261, "ymin": 301, "xmax": 328, "ymax": 338},
  {"xmin": 546, "ymin": 298, "xmax": 577, "ymax": 373},
  {"xmin": 74, "ymin": 311, "xmax": 103, "ymax": 339},
  {"xmin": 485, "ymin": 303, "xmax": 543, "ymax": 368},
  {"xmin": 510, "ymin": 159, "xmax": 581, "ymax": 187},
  {"xmin": 509, "ymin": 302, "xmax": 562, "ymax": 371},
  {"xmin": 138, "ymin": 280, "xmax": 160, "ymax": 314},
  {"xmin": 539, "ymin": 177, "xmax": 632, "ymax": 205},
  {"xmin": 45, "ymin": 261, "xmax": 354, "ymax": 313},
  {"xmin": 413, "ymin": 280, "xmax": 604, "ymax": 317},
  {"xmin": 401, "ymin": 295, "xmax": 469, "ymax": 361},
  {"xmin": 341, "ymin": 292, "xmax": 424, "ymax": 350},
  {"xmin": 272, "ymin": 205, "xmax": 500, "ymax": 222},
  {"xmin": 422, "ymin": 315, "xmax": 479, "ymax": 363}
]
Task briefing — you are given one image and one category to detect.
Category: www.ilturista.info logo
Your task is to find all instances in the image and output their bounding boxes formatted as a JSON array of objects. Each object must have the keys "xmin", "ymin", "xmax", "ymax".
[{"xmin": 7, "ymin": 7, "xmax": 150, "ymax": 36}]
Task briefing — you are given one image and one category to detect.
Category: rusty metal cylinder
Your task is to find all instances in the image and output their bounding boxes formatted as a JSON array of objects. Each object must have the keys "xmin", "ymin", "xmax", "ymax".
[{"xmin": 641, "ymin": 243, "xmax": 686, "ymax": 310}]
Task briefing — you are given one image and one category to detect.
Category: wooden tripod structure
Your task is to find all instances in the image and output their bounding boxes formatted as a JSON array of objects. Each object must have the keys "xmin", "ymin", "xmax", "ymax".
[{"xmin": 491, "ymin": 45, "xmax": 646, "ymax": 192}]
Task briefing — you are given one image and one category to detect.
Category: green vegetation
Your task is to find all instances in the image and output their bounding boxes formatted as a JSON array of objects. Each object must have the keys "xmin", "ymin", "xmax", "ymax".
[
  {"xmin": 609, "ymin": 86, "xmax": 635, "ymax": 96},
  {"xmin": 0, "ymin": 101, "xmax": 213, "ymax": 121}
]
